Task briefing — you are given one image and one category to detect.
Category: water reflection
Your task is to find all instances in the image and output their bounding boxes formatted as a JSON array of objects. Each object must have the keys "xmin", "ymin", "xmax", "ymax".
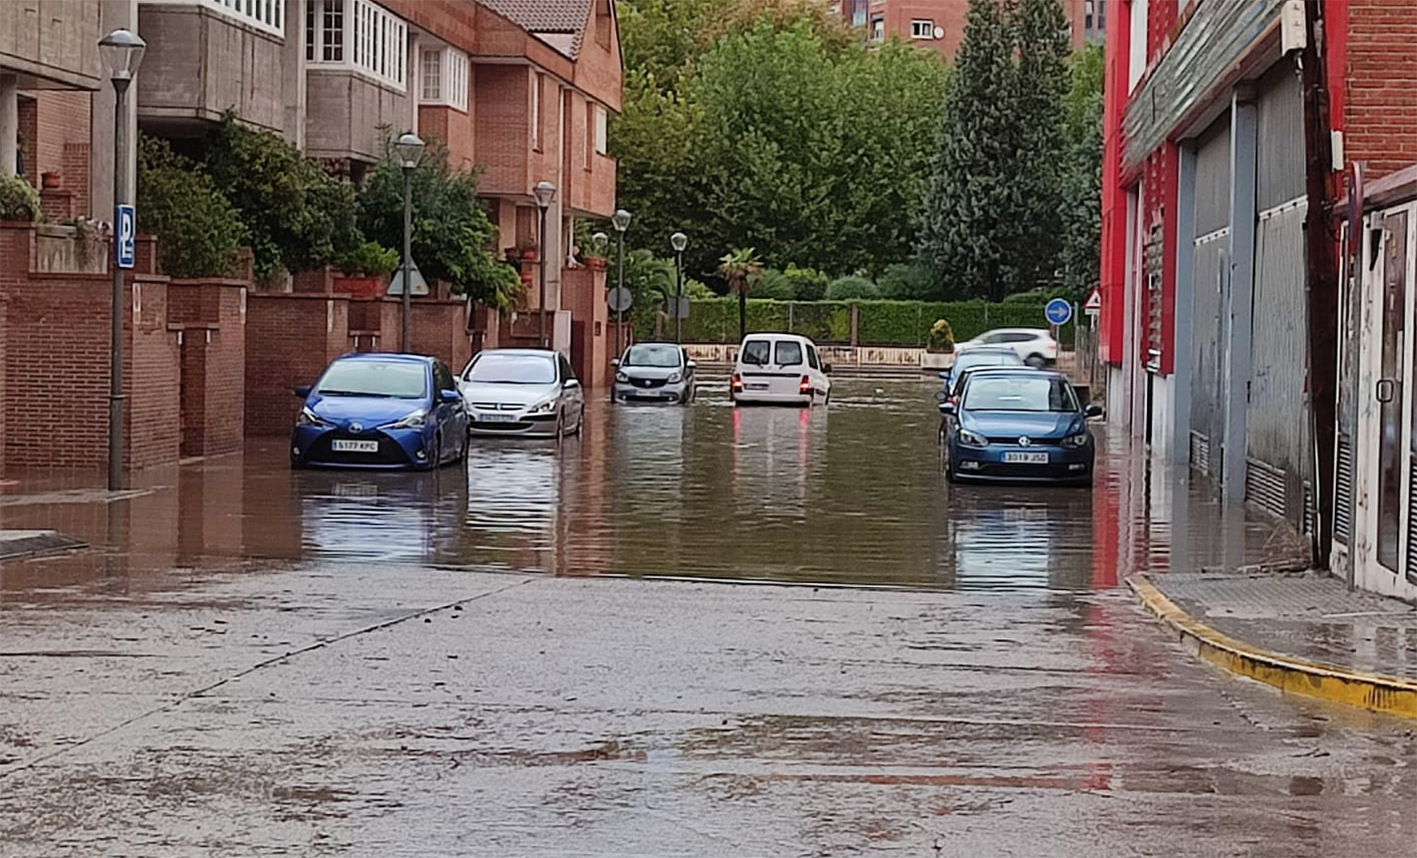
[{"xmin": 0, "ymin": 379, "xmax": 1310, "ymax": 593}]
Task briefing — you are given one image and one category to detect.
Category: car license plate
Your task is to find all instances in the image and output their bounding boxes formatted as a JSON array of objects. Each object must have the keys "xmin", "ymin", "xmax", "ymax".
[
  {"xmin": 1003, "ymin": 451, "xmax": 1049, "ymax": 464},
  {"xmin": 477, "ymin": 413, "xmax": 517, "ymax": 422},
  {"xmin": 332, "ymin": 439, "xmax": 379, "ymax": 453},
  {"xmin": 746, "ymin": 383, "xmax": 769, "ymax": 391}
]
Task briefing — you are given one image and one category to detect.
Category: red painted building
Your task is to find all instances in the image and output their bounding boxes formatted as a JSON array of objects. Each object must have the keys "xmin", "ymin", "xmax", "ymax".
[{"xmin": 1098, "ymin": 0, "xmax": 1417, "ymax": 577}]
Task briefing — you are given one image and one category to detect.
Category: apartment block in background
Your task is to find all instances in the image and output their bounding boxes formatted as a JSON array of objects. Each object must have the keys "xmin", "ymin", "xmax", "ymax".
[{"xmin": 834, "ymin": 0, "xmax": 1104, "ymax": 57}]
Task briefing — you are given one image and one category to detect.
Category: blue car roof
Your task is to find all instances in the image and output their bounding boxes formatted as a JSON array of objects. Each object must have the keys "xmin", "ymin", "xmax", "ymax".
[{"xmin": 334, "ymin": 352, "xmax": 435, "ymax": 365}]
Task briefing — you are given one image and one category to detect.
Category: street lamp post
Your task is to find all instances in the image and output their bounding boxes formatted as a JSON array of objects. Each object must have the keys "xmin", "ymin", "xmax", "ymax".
[
  {"xmin": 394, "ymin": 132, "xmax": 424, "ymax": 353},
  {"xmin": 670, "ymin": 231, "xmax": 688, "ymax": 344},
  {"xmin": 533, "ymin": 181, "xmax": 557, "ymax": 349},
  {"xmin": 99, "ymin": 28, "xmax": 146, "ymax": 492},
  {"xmin": 611, "ymin": 209, "xmax": 631, "ymax": 357}
]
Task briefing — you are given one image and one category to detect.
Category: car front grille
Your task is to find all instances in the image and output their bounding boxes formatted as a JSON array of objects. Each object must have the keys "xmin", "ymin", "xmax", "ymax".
[{"xmin": 629, "ymin": 377, "xmax": 668, "ymax": 389}]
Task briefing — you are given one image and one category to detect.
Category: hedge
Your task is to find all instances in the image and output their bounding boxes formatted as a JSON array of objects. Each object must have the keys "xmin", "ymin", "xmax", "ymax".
[{"xmin": 636, "ymin": 299, "xmax": 1071, "ymax": 347}]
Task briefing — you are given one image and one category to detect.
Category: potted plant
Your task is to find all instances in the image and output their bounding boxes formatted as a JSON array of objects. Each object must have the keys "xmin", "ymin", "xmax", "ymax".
[
  {"xmin": 922, "ymin": 318, "xmax": 955, "ymax": 370},
  {"xmin": 0, "ymin": 173, "xmax": 42, "ymax": 223},
  {"xmin": 334, "ymin": 241, "xmax": 398, "ymax": 298}
]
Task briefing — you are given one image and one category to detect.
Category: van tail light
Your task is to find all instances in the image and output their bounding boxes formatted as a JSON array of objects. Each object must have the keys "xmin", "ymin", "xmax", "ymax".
[
  {"xmin": 732, "ymin": 373, "xmax": 744, "ymax": 393},
  {"xmin": 799, "ymin": 375, "xmax": 812, "ymax": 394}
]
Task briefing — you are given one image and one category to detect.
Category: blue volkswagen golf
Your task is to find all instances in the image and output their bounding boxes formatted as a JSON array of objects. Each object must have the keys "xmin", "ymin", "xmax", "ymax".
[
  {"xmin": 291, "ymin": 353, "xmax": 468, "ymax": 470},
  {"xmin": 941, "ymin": 368, "xmax": 1101, "ymax": 485}
]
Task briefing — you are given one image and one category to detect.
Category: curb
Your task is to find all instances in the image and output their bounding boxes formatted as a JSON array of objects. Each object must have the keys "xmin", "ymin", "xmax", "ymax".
[{"xmin": 1127, "ymin": 574, "xmax": 1417, "ymax": 719}]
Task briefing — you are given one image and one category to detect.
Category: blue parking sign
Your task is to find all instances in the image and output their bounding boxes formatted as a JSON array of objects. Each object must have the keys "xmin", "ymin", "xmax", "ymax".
[
  {"xmin": 115, "ymin": 204, "xmax": 135, "ymax": 269},
  {"xmin": 1045, "ymin": 297, "xmax": 1072, "ymax": 327}
]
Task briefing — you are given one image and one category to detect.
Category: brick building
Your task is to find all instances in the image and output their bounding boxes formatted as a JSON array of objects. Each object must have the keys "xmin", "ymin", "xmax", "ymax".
[
  {"xmin": 1096, "ymin": 0, "xmax": 1417, "ymax": 597},
  {"xmin": 833, "ymin": 0, "xmax": 1104, "ymax": 57},
  {"xmin": 0, "ymin": 0, "xmax": 621, "ymax": 474}
]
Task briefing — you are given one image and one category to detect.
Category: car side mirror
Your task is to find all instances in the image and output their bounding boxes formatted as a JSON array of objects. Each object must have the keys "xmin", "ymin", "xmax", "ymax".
[
  {"xmin": 564, "ymin": 378, "xmax": 581, "ymax": 389},
  {"xmin": 294, "ymin": 384, "xmax": 312, "ymax": 398},
  {"xmin": 935, "ymin": 390, "xmax": 948, "ymax": 403},
  {"xmin": 939, "ymin": 401, "xmax": 957, "ymax": 416},
  {"xmin": 439, "ymin": 389, "xmax": 461, "ymax": 404},
  {"xmin": 1085, "ymin": 404, "xmax": 1103, "ymax": 418},
  {"xmin": 686, "ymin": 360, "xmax": 696, "ymax": 370},
  {"xmin": 610, "ymin": 358, "xmax": 620, "ymax": 368},
  {"xmin": 938, "ymin": 371, "xmax": 949, "ymax": 380}
]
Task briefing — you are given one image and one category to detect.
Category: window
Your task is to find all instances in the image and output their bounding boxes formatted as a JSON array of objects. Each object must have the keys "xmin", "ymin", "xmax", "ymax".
[
  {"xmin": 1128, "ymin": 0, "xmax": 1148, "ymax": 93},
  {"xmin": 911, "ymin": 19, "xmax": 934, "ymax": 39},
  {"xmin": 871, "ymin": 17, "xmax": 884, "ymax": 41},
  {"xmin": 776, "ymin": 341, "xmax": 804, "ymax": 367},
  {"xmin": 594, "ymin": 105, "xmax": 608, "ymax": 155},
  {"xmin": 464, "ymin": 353, "xmax": 556, "ymax": 384},
  {"xmin": 962, "ymin": 375, "xmax": 1080, "ymax": 413},
  {"xmin": 201, "ymin": 0, "xmax": 284, "ymax": 35},
  {"xmin": 531, "ymin": 73, "xmax": 542, "ymax": 150},
  {"xmin": 421, "ymin": 50, "xmax": 440, "ymax": 101},
  {"xmin": 314, "ymin": 0, "xmax": 405, "ymax": 87},
  {"xmin": 315, "ymin": 360, "xmax": 428, "ymax": 399},
  {"xmin": 806, "ymin": 345, "xmax": 820, "ymax": 371},
  {"xmin": 306, "ymin": 0, "xmax": 342, "ymax": 62},
  {"xmin": 559, "ymin": 355, "xmax": 577, "ymax": 385},
  {"xmin": 623, "ymin": 345, "xmax": 682, "ymax": 368},
  {"xmin": 741, "ymin": 340, "xmax": 772, "ymax": 366},
  {"xmin": 434, "ymin": 362, "xmax": 456, "ymax": 394}
]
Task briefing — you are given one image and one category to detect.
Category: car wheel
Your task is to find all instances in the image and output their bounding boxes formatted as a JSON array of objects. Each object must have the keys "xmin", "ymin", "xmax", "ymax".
[
  {"xmin": 573, "ymin": 405, "xmax": 585, "ymax": 436},
  {"xmin": 1025, "ymin": 354, "xmax": 1047, "ymax": 368}
]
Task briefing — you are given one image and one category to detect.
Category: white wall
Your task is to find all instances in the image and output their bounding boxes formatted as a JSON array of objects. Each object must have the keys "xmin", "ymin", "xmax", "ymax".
[{"xmin": 1128, "ymin": 0, "xmax": 1148, "ymax": 93}]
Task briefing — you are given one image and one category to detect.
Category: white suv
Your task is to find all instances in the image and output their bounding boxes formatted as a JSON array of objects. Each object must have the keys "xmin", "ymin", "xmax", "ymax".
[{"xmin": 954, "ymin": 328, "xmax": 1058, "ymax": 368}]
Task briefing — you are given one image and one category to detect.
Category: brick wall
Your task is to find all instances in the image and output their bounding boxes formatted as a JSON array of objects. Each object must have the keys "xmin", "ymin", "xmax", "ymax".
[
  {"xmin": 475, "ymin": 64, "xmax": 531, "ymax": 194},
  {"xmin": 244, "ymin": 294, "xmax": 351, "ymax": 436},
  {"xmin": 419, "ymin": 104, "xmax": 475, "ymax": 170},
  {"xmin": 127, "ymin": 278, "xmax": 183, "ymax": 469},
  {"xmin": 562, "ymin": 266, "xmax": 609, "ymax": 388},
  {"xmin": 169, "ymin": 280, "xmax": 248, "ymax": 458},
  {"xmin": 1343, "ymin": 0, "xmax": 1417, "ymax": 178},
  {"xmin": 410, "ymin": 300, "xmax": 472, "ymax": 373},
  {"xmin": 34, "ymin": 90, "xmax": 91, "ymax": 195}
]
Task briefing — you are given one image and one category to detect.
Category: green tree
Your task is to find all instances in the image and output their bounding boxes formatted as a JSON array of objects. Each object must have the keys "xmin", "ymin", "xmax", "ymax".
[
  {"xmin": 357, "ymin": 137, "xmax": 521, "ymax": 309},
  {"xmin": 202, "ymin": 116, "xmax": 358, "ymax": 281},
  {"xmin": 136, "ymin": 135, "xmax": 245, "ymax": 278},
  {"xmin": 1059, "ymin": 45, "xmax": 1104, "ymax": 296},
  {"xmin": 717, "ymin": 247, "xmax": 764, "ymax": 342},
  {"xmin": 916, "ymin": 0, "xmax": 1018, "ymax": 301},
  {"xmin": 1009, "ymin": 0, "xmax": 1071, "ymax": 291}
]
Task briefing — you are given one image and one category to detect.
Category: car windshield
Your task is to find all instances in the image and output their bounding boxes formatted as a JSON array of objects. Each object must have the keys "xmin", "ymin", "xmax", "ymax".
[
  {"xmin": 956, "ymin": 351, "xmax": 1023, "ymax": 372},
  {"xmin": 623, "ymin": 344, "xmax": 681, "ymax": 368},
  {"xmin": 963, "ymin": 375, "xmax": 1079, "ymax": 413},
  {"xmin": 465, "ymin": 354, "xmax": 557, "ymax": 384},
  {"xmin": 315, "ymin": 361, "xmax": 427, "ymax": 399}
]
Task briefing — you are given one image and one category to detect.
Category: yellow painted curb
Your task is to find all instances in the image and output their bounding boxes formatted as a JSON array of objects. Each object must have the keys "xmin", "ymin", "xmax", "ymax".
[{"xmin": 1127, "ymin": 574, "xmax": 1417, "ymax": 719}]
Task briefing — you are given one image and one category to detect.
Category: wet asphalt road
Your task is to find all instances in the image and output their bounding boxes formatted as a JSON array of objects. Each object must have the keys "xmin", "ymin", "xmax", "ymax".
[{"xmin": 0, "ymin": 379, "xmax": 1410, "ymax": 857}]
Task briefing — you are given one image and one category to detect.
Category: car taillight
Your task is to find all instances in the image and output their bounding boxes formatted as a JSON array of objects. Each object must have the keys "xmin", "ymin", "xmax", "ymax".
[
  {"xmin": 732, "ymin": 373, "xmax": 744, "ymax": 392},
  {"xmin": 799, "ymin": 375, "xmax": 811, "ymax": 394}
]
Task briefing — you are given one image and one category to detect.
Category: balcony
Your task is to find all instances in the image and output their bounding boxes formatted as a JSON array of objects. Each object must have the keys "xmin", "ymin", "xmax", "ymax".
[
  {"xmin": 0, "ymin": 0, "xmax": 101, "ymax": 90},
  {"xmin": 304, "ymin": 0, "xmax": 411, "ymax": 165},
  {"xmin": 137, "ymin": 0, "xmax": 292, "ymax": 135}
]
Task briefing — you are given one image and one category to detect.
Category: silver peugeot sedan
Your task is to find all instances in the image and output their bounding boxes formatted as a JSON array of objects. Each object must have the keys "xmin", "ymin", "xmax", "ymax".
[
  {"xmin": 612, "ymin": 343, "xmax": 696, "ymax": 405},
  {"xmin": 459, "ymin": 349, "xmax": 585, "ymax": 438}
]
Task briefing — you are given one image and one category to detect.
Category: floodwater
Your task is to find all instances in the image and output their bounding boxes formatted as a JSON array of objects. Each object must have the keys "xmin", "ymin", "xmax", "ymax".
[{"xmin": 4, "ymin": 378, "xmax": 1394, "ymax": 858}]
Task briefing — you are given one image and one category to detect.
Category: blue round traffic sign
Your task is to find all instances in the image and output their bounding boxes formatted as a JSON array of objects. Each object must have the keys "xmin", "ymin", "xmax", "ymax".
[{"xmin": 1045, "ymin": 298, "xmax": 1073, "ymax": 326}]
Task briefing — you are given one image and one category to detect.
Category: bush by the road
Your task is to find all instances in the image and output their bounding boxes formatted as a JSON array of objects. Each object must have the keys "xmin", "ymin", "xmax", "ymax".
[{"xmin": 635, "ymin": 298, "xmax": 1063, "ymax": 347}]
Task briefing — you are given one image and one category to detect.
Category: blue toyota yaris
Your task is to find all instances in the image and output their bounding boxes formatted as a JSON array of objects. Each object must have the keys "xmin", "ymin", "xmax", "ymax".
[
  {"xmin": 941, "ymin": 368, "xmax": 1102, "ymax": 486},
  {"xmin": 291, "ymin": 353, "xmax": 468, "ymax": 470}
]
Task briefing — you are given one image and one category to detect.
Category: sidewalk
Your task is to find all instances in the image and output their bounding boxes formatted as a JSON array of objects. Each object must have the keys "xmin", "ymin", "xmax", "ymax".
[{"xmin": 1131, "ymin": 570, "xmax": 1417, "ymax": 718}]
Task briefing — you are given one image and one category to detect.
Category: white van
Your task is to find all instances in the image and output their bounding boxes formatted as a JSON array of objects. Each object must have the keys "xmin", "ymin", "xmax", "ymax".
[{"xmin": 730, "ymin": 333, "xmax": 832, "ymax": 406}]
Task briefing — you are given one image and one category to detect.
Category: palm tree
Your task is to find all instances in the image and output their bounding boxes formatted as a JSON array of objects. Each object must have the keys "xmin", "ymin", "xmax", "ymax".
[{"xmin": 717, "ymin": 247, "xmax": 764, "ymax": 343}]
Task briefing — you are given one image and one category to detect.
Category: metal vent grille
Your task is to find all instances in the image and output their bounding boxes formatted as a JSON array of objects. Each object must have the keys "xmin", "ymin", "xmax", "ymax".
[
  {"xmin": 1190, "ymin": 432, "xmax": 1211, "ymax": 475},
  {"xmin": 1408, "ymin": 463, "xmax": 1417, "ymax": 583},
  {"xmin": 1303, "ymin": 481, "xmax": 1315, "ymax": 537},
  {"xmin": 1334, "ymin": 434, "xmax": 1355, "ymax": 544},
  {"xmin": 1245, "ymin": 457, "xmax": 1288, "ymax": 520}
]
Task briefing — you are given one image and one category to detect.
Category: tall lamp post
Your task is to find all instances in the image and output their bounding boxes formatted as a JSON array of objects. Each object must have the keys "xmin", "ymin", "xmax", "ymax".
[
  {"xmin": 533, "ymin": 181, "xmax": 557, "ymax": 349},
  {"xmin": 394, "ymin": 132, "xmax": 424, "ymax": 353},
  {"xmin": 611, "ymin": 209, "xmax": 631, "ymax": 356},
  {"xmin": 99, "ymin": 28, "xmax": 146, "ymax": 492},
  {"xmin": 670, "ymin": 231, "xmax": 688, "ymax": 344}
]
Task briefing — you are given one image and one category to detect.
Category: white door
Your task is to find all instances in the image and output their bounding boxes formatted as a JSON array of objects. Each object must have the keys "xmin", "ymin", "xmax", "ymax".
[{"xmin": 1354, "ymin": 202, "xmax": 1417, "ymax": 598}]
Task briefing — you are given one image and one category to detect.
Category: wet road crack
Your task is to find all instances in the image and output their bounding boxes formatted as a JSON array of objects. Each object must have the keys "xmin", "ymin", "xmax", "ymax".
[{"xmin": 0, "ymin": 578, "xmax": 533, "ymax": 780}]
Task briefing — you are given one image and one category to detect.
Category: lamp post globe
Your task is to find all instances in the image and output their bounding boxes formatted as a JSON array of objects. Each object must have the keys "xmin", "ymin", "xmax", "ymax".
[
  {"xmin": 670, "ymin": 233, "xmax": 688, "ymax": 343},
  {"xmin": 612, "ymin": 209, "xmax": 632, "ymax": 233},
  {"xmin": 395, "ymin": 132, "xmax": 425, "ymax": 168},
  {"xmin": 99, "ymin": 29, "xmax": 147, "ymax": 86}
]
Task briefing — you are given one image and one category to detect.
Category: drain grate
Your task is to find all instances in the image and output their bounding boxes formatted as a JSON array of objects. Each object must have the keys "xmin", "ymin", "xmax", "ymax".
[{"xmin": 1408, "ymin": 460, "xmax": 1417, "ymax": 583}]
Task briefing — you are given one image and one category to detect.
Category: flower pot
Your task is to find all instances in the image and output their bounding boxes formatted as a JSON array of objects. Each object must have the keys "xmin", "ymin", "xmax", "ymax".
[
  {"xmin": 41, "ymin": 172, "xmax": 61, "ymax": 189},
  {"xmin": 585, "ymin": 257, "xmax": 607, "ymax": 271}
]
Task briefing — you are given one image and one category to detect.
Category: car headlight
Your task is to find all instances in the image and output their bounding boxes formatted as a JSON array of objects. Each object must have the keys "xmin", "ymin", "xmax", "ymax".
[
  {"xmin": 668, "ymin": 372, "xmax": 682, "ymax": 384},
  {"xmin": 616, "ymin": 371, "xmax": 629, "ymax": 383},
  {"xmin": 296, "ymin": 406, "xmax": 327, "ymax": 427},
  {"xmin": 381, "ymin": 409, "xmax": 428, "ymax": 430},
  {"xmin": 529, "ymin": 397, "xmax": 559, "ymax": 414},
  {"xmin": 1061, "ymin": 433, "xmax": 1090, "ymax": 449},
  {"xmin": 958, "ymin": 429, "xmax": 988, "ymax": 448}
]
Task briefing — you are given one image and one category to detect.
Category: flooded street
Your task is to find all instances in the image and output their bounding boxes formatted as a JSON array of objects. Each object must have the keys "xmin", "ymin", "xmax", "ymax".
[{"xmin": 0, "ymin": 380, "xmax": 1407, "ymax": 857}]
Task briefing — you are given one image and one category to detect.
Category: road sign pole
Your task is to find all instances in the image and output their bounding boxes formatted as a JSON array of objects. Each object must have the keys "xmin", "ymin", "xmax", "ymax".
[{"xmin": 108, "ymin": 78, "xmax": 130, "ymax": 492}]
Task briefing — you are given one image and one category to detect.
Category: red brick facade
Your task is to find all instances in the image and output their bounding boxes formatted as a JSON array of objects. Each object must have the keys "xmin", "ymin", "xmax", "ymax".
[
  {"xmin": 1337, "ymin": 0, "xmax": 1417, "ymax": 179},
  {"xmin": 168, "ymin": 280, "xmax": 248, "ymax": 458}
]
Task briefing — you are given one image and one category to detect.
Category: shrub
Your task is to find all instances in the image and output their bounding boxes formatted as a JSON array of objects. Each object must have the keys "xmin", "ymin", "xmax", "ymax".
[
  {"xmin": 878, "ymin": 262, "xmax": 936, "ymax": 299},
  {"xmin": 337, "ymin": 241, "xmax": 398, "ymax": 277},
  {"xmin": 0, "ymin": 173, "xmax": 42, "ymax": 222},
  {"xmin": 927, "ymin": 318, "xmax": 955, "ymax": 353},
  {"xmin": 203, "ymin": 115, "xmax": 359, "ymax": 280},
  {"xmin": 826, "ymin": 274, "xmax": 879, "ymax": 300},
  {"xmin": 782, "ymin": 264, "xmax": 829, "ymax": 300},
  {"xmin": 136, "ymin": 135, "xmax": 245, "ymax": 278},
  {"xmin": 755, "ymin": 268, "xmax": 796, "ymax": 300}
]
